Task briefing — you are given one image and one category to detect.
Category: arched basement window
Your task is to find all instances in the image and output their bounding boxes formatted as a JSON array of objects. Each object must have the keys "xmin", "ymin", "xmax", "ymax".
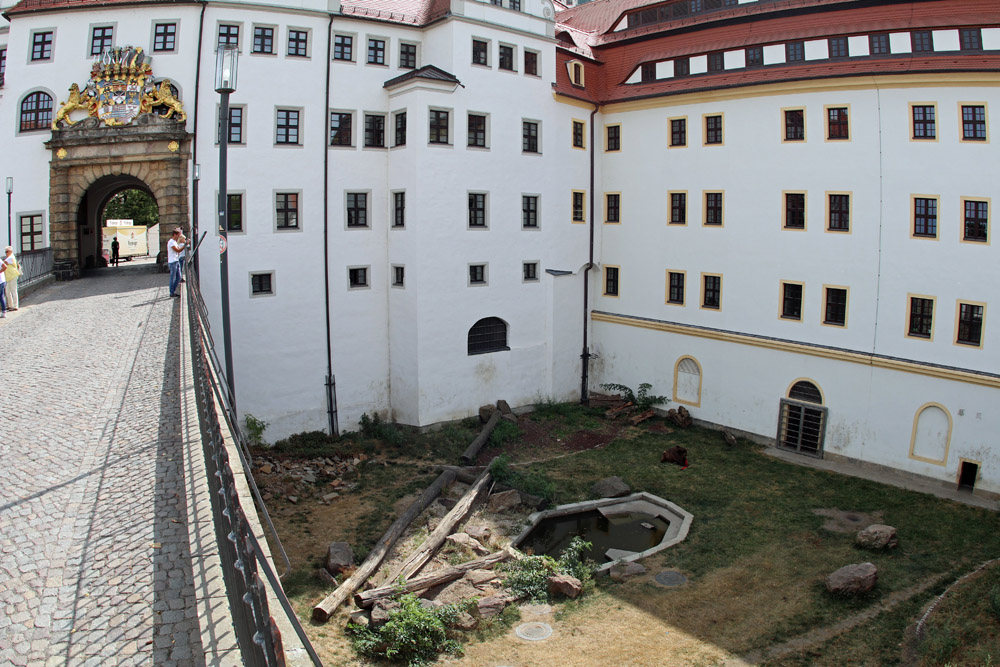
[
  {"xmin": 788, "ymin": 380, "xmax": 822, "ymax": 404},
  {"xmin": 468, "ymin": 317, "xmax": 509, "ymax": 355}
]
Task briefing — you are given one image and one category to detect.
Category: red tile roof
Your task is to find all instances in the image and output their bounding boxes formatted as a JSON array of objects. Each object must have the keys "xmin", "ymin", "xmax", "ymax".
[
  {"xmin": 6, "ymin": 0, "xmax": 181, "ymax": 15},
  {"xmin": 339, "ymin": 0, "xmax": 451, "ymax": 26}
]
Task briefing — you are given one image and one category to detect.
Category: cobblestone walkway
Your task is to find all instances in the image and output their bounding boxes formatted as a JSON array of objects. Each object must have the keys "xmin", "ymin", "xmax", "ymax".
[{"xmin": 0, "ymin": 269, "xmax": 206, "ymax": 666}]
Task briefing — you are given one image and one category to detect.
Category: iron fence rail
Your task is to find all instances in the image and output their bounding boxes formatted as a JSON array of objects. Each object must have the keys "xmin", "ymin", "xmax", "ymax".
[
  {"xmin": 18, "ymin": 247, "xmax": 54, "ymax": 286},
  {"xmin": 185, "ymin": 265, "xmax": 322, "ymax": 667}
]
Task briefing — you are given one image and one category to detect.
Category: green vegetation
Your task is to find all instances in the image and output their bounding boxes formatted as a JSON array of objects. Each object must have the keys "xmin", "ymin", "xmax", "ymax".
[
  {"xmin": 915, "ymin": 565, "xmax": 1000, "ymax": 666},
  {"xmin": 599, "ymin": 381, "xmax": 669, "ymax": 410},
  {"xmin": 499, "ymin": 537, "xmax": 597, "ymax": 602},
  {"xmin": 243, "ymin": 413, "xmax": 268, "ymax": 447},
  {"xmin": 489, "ymin": 454, "xmax": 556, "ymax": 503},
  {"xmin": 348, "ymin": 592, "xmax": 464, "ymax": 666},
  {"xmin": 487, "ymin": 419, "xmax": 520, "ymax": 448},
  {"xmin": 359, "ymin": 412, "xmax": 404, "ymax": 447},
  {"xmin": 102, "ymin": 189, "xmax": 159, "ymax": 227}
]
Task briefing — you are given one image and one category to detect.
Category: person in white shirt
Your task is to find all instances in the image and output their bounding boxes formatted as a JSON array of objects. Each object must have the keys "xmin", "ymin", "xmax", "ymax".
[
  {"xmin": 167, "ymin": 228, "xmax": 187, "ymax": 297},
  {"xmin": 3, "ymin": 247, "xmax": 18, "ymax": 311}
]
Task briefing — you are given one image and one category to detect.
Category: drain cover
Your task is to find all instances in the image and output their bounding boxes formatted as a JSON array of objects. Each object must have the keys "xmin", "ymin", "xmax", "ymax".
[
  {"xmin": 655, "ymin": 570, "xmax": 688, "ymax": 587},
  {"xmin": 515, "ymin": 622, "xmax": 553, "ymax": 641}
]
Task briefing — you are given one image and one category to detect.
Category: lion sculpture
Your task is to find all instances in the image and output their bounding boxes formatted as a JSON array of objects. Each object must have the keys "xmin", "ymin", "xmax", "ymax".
[{"xmin": 52, "ymin": 83, "xmax": 97, "ymax": 130}]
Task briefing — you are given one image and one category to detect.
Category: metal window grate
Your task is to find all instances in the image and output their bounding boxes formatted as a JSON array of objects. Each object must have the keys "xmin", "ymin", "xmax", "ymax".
[
  {"xmin": 777, "ymin": 399, "xmax": 827, "ymax": 458},
  {"xmin": 468, "ymin": 317, "xmax": 508, "ymax": 355}
]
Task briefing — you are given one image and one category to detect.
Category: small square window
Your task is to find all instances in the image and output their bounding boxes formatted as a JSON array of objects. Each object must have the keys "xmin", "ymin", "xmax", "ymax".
[
  {"xmin": 399, "ymin": 43, "xmax": 417, "ymax": 69},
  {"xmin": 960, "ymin": 29, "xmax": 982, "ymax": 51},
  {"xmin": 349, "ymin": 267, "xmax": 369, "ymax": 288},
  {"xmin": 908, "ymin": 296, "xmax": 934, "ymax": 338},
  {"xmin": 781, "ymin": 282, "xmax": 803, "ymax": 320},
  {"xmin": 430, "ymin": 109, "xmax": 450, "ymax": 144},
  {"xmin": 347, "ymin": 192, "xmax": 369, "ymax": 228},
  {"xmin": 469, "ymin": 193, "xmax": 487, "ymax": 228},
  {"xmin": 330, "ymin": 112, "xmax": 352, "ymax": 146},
  {"xmin": 641, "ymin": 63, "xmax": 656, "ymax": 83},
  {"xmin": 276, "ymin": 109, "xmax": 300, "ymax": 144},
  {"xmin": 674, "ymin": 57, "xmax": 690, "ymax": 77},
  {"xmin": 606, "ymin": 125, "xmax": 620, "ymax": 151},
  {"xmin": 393, "ymin": 191, "xmax": 405, "ymax": 228},
  {"xmin": 90, "ymin": 26, "xmax": 114, "ymax": 56},
  {"xmin": 251, "ymin": 272, "xmax": 273, "ymax": 295},
  {"xmin": 499, "ymin": 44, "xmax": 515, "ymax": 71},
  {"xmin": 745, "ymin": 46, "xmax": 763, "ymax": 67},
  {"xmin": 522, "ymin": 195, "xmax": 539, "ymax": 229},
  {"xmin": 368, "ymin": 38, "xmax": 386, "ymax": 65},
  {"xmin": 786, "ymin": 41, "xmax": 804, "ymax": 62},
  {"xmin": 956, "ymin": 302, "xmax": 984, "ymax": 346},
  {"xmin": 364, "ymin": 114, "xmax": 385, "ymax": 148},
  {"xmin": 472, "ymin": 39, "xmax": 489, "ymax": 66},
  {"xmin": 468, "ymin": 113, "xmax": 487, "ymax": 148},
  {"xmin": 20, "ymin": 214, "xmax": 43, "ymax": 251},
  {"xmin": 253, "ymin": 26, "xmax": 274, "ymax": 54},
  {"xmin": 524, "ymin": 50, "xmax": 538, "ymax": 75},
  {"xmin": 288, "ymin": 29, "xmax": 308, "ymax": 57},
  {"xmin": 784, "ymin": 109, "xmax": 804, "ymax": 141},
  {"xmin": 604, "ymin": 266, "xmax": 619, "ymax": 297},
  {"xmin": 523, "ymin": 262, "xmax": 538, "ymax": 282},
  {"xmin": 572, "ymin": 120, "xmax": 585, "ymax": 149},
  {"xmin": 707, "ymin": 52, "xmax": 724, "ymax": 72},
  {"xmin": 218, "ymin": 24, "xmax": 239, "ymax": 48},
  {"xmin": 869, "ymin": 33, "xmax": 890, "ymax": 55},
  {"xmin": 276, "ymin": 193, "xmax": 299, "ymax": 229},
  {"xmin": 393, "ymin": 265, "xmax": 405, "ymax": 287},
  {"xmin": 153, "ymin": 23, "xmax": 176, "ymax": 52},
  {"xmin": 32, "ymin": 31, "xmax": 53, "ymax": 61},
  {"xmin": 702, "ymin": 274, "xmax": 721, "ymax": 309},
  {"xmin": 911, "ymin": 30, "xmax": 933, "ymax": 53},
  {"xmin": 828, "ymin": 37, "xmax": 848, "ymax": 58},
  {"xmin": 670, "ymin": 118, "xmax": 687, "ymax": 147},
  {"xmin": 704, "ymin": 114, "xmax": 723, "ymax": 144},
  {"xmin": 667, "ymin": 271, "xmax": 684, "ymax": 304},
  {"xmin": 961, "ymin": 105, "xmax": 987, "ymax": 141},
  {"xmin": 824, "ymin": 287, "xmax": 848, "ymax": 326},
  {"xmin": 704, "ymin": 192, "xmax": 723, "ymax": 226},
  {"xmin": 522, "ymin": 120, "xmax": 539, "ymax": 153},
  {"xmin": 912, "ymin": 104, "xmax": 936, "ymax": 139},
  {"xmin": 333, "ymin": 35, "xmax": 353, "ymax": 60},
  {"xmin": 828, "ymin": 193, "xmax": 850, "ymax": 231},
  {"xmin": 963, "ymin": 199, "xmax": 988, "ymax": 242},
  {"xmin": 669, "ymin": 192, "xmax": 686, "ymax": 225},
  {"xmin": 913, "ymin": 197, "xmax": 937, "ymax": 237},
  {"xmin": 469, "ymin": 264, "xmax": 487, "ymax": 285},
  {"xmin": 827, "ymin": 107, "xmax": 849, "ymax": 140},
  {"xmin": 784, "ymin": 193, "xmax": 805, "ymax": 229}
]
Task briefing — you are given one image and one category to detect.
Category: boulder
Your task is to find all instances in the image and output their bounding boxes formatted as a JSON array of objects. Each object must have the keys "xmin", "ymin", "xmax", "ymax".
[
  {"xmin": 465, "ymin": 569, "xmax": 500, "ymax": 588},
  {"xmin": 487, "ymin": 489, "xmax": 522, "ymax": 513},
  {"xmin": 497, "ymin": 400, "xmax": 513, "ymax": 415},
  {"xmin": 479, "ymin": 405, "xmax": 497, "ymax": 423},
  {"xmin": 591, "ymin": 476, "xmax": 631, "ymax": 498},
  {"xmin": 825, "ymin": 562, "xmax": 878, "ymax": 595},
  {"xmin": 548, "ymin": 573, "xmax": 583, "ymax": 599},
  {"xmin": 474, "ymin": 595, "xmax": 508, "ymax": 619},
  {"xmin": 419, "ymin": 599, "xmax": 443, "ymax": 611},
  {"xmin": 326, "ymin": 542, "xmax": 354, "ymax": 575},
  {"xmin": 259, "ymin": 463, "xmax": 273, "ymax": 474},
  {"xmin": 371, "ymin": 599, "xmax": 400, "ymax": 625},
  {"xmin": 465, "ymin": 525, "xmax": 491, "ymax": 540},
  {"xmin": 609, "ymin": 561, "xmax": 647, "ymax": 581},
  {"xmin": 454, "ymin": 612, "xmax": 478, "ymax": 631},
  {"xmin": 501, "ymin": 413, "xmax": 518, "ymax": 425},
  {"xmin": 428, "ymin": 579, "xmax": 480, "ymax": 607},
  {"xmin": 856, "ymin": 524, "xmax": 898, "ymax": 550},
  {"xmin": 446, "ymin": 532, "xmax": 490, "ymax": 556},
  {"xmin": 347, "ymin": 609, "xmax": 370, "ymax": 628}
]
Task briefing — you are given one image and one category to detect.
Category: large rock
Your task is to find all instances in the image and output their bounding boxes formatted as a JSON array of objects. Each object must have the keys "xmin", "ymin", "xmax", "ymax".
[
  {"xmin": 591, "ymin": 476, "xmax": 631, "ymax": 498},
  {"xmin": 487, "ymin": 489, "xmax": 522, "ymax": 513},
  {"xmin": 446, "ymin": 532, "xmax": 490, "ymax": 556},
  {"xmin": 347, "ymin": 609, "xmax": 370, "ymax": 628},
  {"xmin": 474, "ymin": 595, "xmax": 508, "ymax": 619},
  {"xmin": 825, "ymin": 562, "xmax": 878, "ymax": 595},
  {"xmin": 856, "ymin": 524, "xmax": 898, "ymax": 550},
  {"xmin": 548, "ymin": 573, "xmax": 583, "ymax": 599},
  {"xmin": 428, "ymin": 579, "xmax": 480, "ymax": 607},
  {"xmin": 454, "ymin": 612, "xmax": 478, "ymax": 630},
  {"xmin": 326, "ymin": 542, "xmax": 354, "ymax": 575},
  {"xmin": 465, "ymin": 569, "xmax": 500, "ymax": 588},
  {"xmin": 497, "ymin": 400, "xmax": 513, "ymax": 415},
  {"xmin": 465, "ymin": 525, "xmax": 491, "ymax": 541},
  {"xmin": 371, "ymin": 599, "xmax": 400, "ymax": 625},
  {"xmin": 479, "ymin": 405, "xmax": 497, "ymax": 423},
  {"xmin": 609, "ymin": 561, "xmax": 647, "ymax": 581}
]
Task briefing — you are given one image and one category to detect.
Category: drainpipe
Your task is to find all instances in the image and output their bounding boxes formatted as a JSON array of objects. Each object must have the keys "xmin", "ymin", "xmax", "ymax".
[
  {"xmin": 191, "ymin": 1, "xmax": 207, "ymax": 277},
  {"xmin": 580, "ymin": 102, "xmax": 598, "ymax": 404},
  {"xmin": 323, "ymin": 13, "xmax": 339, "ymax": 435}
]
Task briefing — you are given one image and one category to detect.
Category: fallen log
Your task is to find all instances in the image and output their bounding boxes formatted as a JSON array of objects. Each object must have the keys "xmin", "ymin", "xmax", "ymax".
[
  {"xmin": 588, "ymin": 394, "xmax": 623, "ymax": 408},
  {"xmin": 629, "ymin": 409, "xmax": 655, "ymax": 425},
  {"xmin": 445, "ymin": 468, "xmax": 546, "ymax": 510},
  {"xmin": 312, "ymin": 470, "xmax": 457, "ymax": 622},
  {"xmin": 380, "ymin": 461, "xmax": 494, "ymax": 586},
  {"xmin": 461, "ymin": 410, "xmax": 501, "ymax": 465},
  {"xmin": 355, "ymin": 547, "xmax": 515, "ymax": 608},
  {"xmin": 605, "ymin": 401, "xmax": 634, "ymax": 419}
]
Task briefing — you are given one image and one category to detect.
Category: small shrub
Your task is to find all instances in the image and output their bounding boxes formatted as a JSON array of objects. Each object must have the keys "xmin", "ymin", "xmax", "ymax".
[
  {"xmin": 244, "ymin": 413, "xmax": 269, "ymax": 447},
  {"xmin": 557, "ymin": 536, "xmax": 598, "ymax": 587},
  {"xmin": 359, "ymin": 412, "xmax": 404, "ymax": 447},
  {"xmin": 488, "ymin": 419, "xmax": 521, "ymax": 448},
  {"xmin": 349, "ymin": 592, "xmax": 463, "ymax": 666},
  {"xmin": 599, "ymin": 382, "xmax": 669, "ymax": 411},
  {"xmin": 500, "ymin": 538, "xmax": 596, "ymax": 602}
]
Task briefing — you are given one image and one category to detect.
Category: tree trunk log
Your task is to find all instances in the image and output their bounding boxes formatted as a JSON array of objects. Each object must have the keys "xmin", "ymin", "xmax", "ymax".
[
  {"xmin": 379, "ymin": 461, "xmax": 494, "ymax": 586},
  {"xmin": 461, "ymin": 410, "xmax": 501, "ymax": 465},
  {"xmin": 355, "ymin": 547, "xmax": 514, "ymax": 608},
  {"xmin": 311, "ymin": 470, "xmax": 456, "ymax": 622}
]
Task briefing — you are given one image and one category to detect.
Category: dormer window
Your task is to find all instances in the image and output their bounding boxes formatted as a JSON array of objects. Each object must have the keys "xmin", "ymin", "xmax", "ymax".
[{"xmin": 567, "ymin": 60, "xmax": 584, "ymax": 87}]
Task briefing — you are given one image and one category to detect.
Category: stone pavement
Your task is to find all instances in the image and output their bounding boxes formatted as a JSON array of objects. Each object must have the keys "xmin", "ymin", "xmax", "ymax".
[{"xmin": 0, "ymin": 268, "xmax": 207, "ymax": 666}]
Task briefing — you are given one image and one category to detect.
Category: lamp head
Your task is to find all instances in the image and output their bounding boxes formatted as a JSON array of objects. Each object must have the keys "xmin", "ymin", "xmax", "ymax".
[
  {"xmin": 5, "ymin": 177, "xmax": 12, "ymax": 195},
  {"xmin": 215, "ymin": 44, "xmax": 239, "ymax": 93}
]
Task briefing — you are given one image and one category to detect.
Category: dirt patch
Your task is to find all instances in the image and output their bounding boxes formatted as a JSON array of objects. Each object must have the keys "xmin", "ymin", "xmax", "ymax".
[
  {"xmin": 812, "ymin": 508, "xmax": 884, "ymax": 534},
  {"xmin": 475, "ymin": 413, "xmax": 632, "ymax": 465}
]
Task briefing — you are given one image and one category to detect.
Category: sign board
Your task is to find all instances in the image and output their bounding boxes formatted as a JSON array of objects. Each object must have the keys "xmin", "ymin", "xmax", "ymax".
[{"xmin": 102, "ymin": 225, "xmax": 149, "ymax": 259}]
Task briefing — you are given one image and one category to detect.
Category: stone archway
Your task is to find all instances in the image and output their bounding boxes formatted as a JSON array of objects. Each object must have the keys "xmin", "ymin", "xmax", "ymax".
[{"xmin": 45, "ymin": 114, "xmax": 191, "ymax": 276}]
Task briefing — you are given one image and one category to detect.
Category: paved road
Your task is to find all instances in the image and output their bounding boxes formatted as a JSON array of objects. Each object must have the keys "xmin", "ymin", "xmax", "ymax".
[{"xmin": 0, "ymin": 268, "xmax": 205, "ymax": 666}]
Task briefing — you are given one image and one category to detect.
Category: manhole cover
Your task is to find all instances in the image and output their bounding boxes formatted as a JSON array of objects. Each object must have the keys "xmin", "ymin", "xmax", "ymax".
[
  {"xmin": 515, "ymin": 622, "xmax": 553, "ymax": 641},
  {"xmin": 655, "ymin": 570, "xmax": 688, "ymax": 587}
]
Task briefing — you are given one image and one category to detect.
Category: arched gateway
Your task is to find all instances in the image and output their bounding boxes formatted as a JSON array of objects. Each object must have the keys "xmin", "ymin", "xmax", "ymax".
[{"xmin": 42, "ymin": 47, "xmax": 191, "ymax": 276}]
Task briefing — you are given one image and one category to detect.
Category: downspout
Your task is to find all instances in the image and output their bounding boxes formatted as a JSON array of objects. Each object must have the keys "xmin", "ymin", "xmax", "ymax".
[
  {"xmin": 323, "ymin": 13, "xmax": 339, "ymax": 435},
  {"xmin": 191, "ymin": 1, "xmax": 207, "ymax": 277},
  {"xmin": 580, "ymin": 102, "xmax": 598, "ymax": 403}
]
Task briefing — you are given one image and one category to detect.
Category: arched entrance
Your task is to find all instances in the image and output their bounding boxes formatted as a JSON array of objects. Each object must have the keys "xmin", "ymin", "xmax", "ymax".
[
  {"xmin": 44, "ymin": 113, "xmax": 191, "ymax": 276},
  {"xmin": 776, "ymin": 379, "xmax": 828, "ymax": 458}
]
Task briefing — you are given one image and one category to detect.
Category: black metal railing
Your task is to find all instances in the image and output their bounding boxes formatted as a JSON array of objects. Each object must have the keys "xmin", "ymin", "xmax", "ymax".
[
  {"xmin": 185, "ymin": 263, "xmax": 322, "ymax": 667},
  {"xmin": 18, "ymin": 248, "xmax": 54, "ymax": 286}
]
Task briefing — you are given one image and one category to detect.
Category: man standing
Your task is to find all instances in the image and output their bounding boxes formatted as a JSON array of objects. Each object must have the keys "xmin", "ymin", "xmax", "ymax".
[
  {"xmin": 110, "ymin": 236, "xmax": 120, "ymax": 267},
  {"xmin": 167, "ymin": 228, "xmax": 186, "ymax": 297}
]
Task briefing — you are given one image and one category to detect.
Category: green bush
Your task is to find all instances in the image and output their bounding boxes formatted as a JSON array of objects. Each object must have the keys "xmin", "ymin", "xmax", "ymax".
[
  {"xmin": 348, "ymin": 593, "xmax": 463, "ymax": 666},
  {"xmin": 499, "ymin": 537, "xmax": 596, "ymax": 602},
  {"xmin": 599, "ymin": 382, "xmax": 669, "ymax": 411},
  {"xmin": 557, "ymin": 536, "xmax": 598, "ymax": 587},
  {"xmin": 244, "ymin": 413, "xmax": 269, "ymax": 447},
  {"xmin": 360, "ymin": 412, "xmax": 404, "ymax": 447},
  {"xmin": 488, "ymin": 419, "xmax": 521, "ymax": 448}
]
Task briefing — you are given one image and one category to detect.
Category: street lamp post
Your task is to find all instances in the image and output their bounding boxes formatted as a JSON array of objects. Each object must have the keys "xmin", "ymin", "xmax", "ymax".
[
  {"xmin": 5, "ymin": 177, "xmax": 12, "ymax": 250},
  {"xmin": 216, "ymin": 44, "xmax": 238, "ymax": 403}
]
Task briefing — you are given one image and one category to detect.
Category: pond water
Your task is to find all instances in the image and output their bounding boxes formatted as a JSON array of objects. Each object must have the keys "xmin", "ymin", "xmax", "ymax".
[{"xmin": 517, "ymin": 509, "xmax": 670, "ymax": 562}]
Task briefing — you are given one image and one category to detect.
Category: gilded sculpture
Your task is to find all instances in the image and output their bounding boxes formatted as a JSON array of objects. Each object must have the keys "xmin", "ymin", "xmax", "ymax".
[{"xmin": 52, "ymin": 46, "xmax": 187, "ymax": 130}]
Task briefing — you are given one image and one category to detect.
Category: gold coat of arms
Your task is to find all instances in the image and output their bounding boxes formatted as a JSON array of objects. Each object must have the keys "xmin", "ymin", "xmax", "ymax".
[{"xmin": 52, "ymin": 46, "xmax": 187, "ymax": 130}]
